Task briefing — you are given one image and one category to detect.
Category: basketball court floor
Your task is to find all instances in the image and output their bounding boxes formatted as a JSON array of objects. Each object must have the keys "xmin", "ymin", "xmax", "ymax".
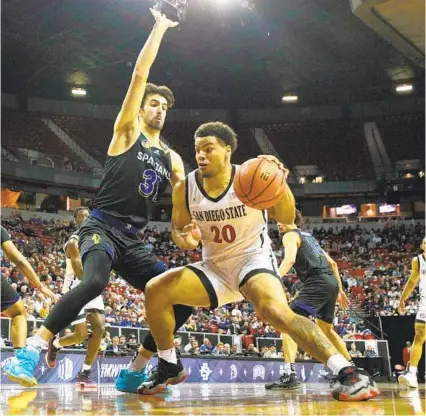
[{"xmin": 1, "ymin": 382, "xmax": 424, "ymax": 415}]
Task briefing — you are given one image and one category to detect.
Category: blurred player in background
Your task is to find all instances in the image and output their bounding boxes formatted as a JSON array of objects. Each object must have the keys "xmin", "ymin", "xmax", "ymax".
[
  {"xmin": 398, "ymin": 237, "xmax": 426, "ymax": 388},
  {"xmin": 265, "ymin": 211, "xmax": 364, "ymax": 392},
  {"xmin": 138, "ymin": 122, "xmax": 377, "ymax": 401},
  {"xmin": 44, "ymin": 207, "xmax": 105, "ymax": 388},
  {"xmin": 1, "ymin": 226, "xmax": 56, "ymax": 382}
]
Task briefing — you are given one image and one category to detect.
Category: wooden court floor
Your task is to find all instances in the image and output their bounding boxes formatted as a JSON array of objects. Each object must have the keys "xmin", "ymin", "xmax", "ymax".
[{"xmin": 0, "ymin": 382, "xmax": 424, "ymax": 415}]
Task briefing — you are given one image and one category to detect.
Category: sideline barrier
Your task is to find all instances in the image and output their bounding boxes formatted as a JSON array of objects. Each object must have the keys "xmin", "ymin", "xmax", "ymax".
[
  {"xmin": 0, "ymin": 350, "xmax": 388, "ymax": 385},
  {"xmin": 0, "ymin": 351, "xmax": 332, "ymax": 385},
  {"xmin": 0, "ymin": 318, "xmax": 391, "ymax": 380}
]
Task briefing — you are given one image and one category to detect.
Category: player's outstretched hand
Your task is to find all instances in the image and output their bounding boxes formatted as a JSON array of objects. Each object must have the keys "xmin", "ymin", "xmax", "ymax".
[
  {"xmin": 337, "ymin": 289, "xmax": 350, "ymax": 310},
  {"xmin": 397, "ymin": 299, "xmax": 406, "ymax": 315},
  {"xmin": 177, "ymin": 220, "xmax": 201, "ymax": 249},
  {"xmin": 257, "ymin": 155, "xmax": 289, "ymax": 180},
  {"xmin": 150, "ymin": 8, "xmax": 179, "ymax": 29},
  {"xmin": 40, "ymin": 285, "xmax": 58, "ymax": 304}
]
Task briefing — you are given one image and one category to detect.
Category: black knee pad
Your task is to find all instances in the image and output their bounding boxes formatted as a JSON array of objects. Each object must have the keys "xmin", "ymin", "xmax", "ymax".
[
  {"xmin": 81, "ymin": 250, "xmax": 112, "ymax": 295},
  {"xmin": 43, "ymin": 251, "xmax": 112, "ymax": 335}
]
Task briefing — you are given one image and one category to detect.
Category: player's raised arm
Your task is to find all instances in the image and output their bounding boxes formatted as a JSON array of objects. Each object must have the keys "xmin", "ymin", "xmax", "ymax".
[
  {"xmin": 398, "ymin": 257, "xmax": 421, "ymax": 314},
  {"xmin": 171, "ymin": 179, "xmax": 201, "ymax": 250},
  {"xmin": 112, "ymin": 9, "xmax": 178, "ymax": 137}
]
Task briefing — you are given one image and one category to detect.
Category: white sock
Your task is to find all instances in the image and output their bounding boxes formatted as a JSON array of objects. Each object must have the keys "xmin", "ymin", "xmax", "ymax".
[
  {"xmin": 283, "ymin": 362, "xmax": 292, "ymax": 375},
  {"xmin": 158, "ymin": 348, "xmax": 177, "ymax": 365},
  {"xmin": 409, "ymin": 366, "xmax": 417, "ymax": 375},
  {"xmin": 27, "ymin": 335, "xmax": 48, "ymax": 352},
  {"xmin": 82, "ymin": 364, "xmax": 91, "ymax": 372},
  {"xmin": 327, "ymin": 354, "xmax": 352, "ymax": 375},
  {"xmin": 127, "ymin": 353, "xmax": 151, "ymax": 372},
  {"xmin": 53, "ymin": 339, "xmax": 62, "ymax": 349}
]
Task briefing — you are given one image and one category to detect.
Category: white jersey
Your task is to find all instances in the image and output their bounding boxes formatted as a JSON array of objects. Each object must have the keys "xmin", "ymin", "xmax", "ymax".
[
  {"xmin": 186, "ymin": 166, "xmax": 272, "ymax": 263},
  {"xmin": 418, "ymin": 254, "xmax": 426, "ymax": 306},
  {"xmin": 62, "ymin": 233, "xmax": 80, "ymax": 294}
]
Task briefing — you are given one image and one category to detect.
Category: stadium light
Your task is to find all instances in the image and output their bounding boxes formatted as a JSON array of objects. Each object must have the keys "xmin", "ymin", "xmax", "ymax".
[
  {"xmin": 282, "ymin": 95, "xmax": 298, "ymax": 103},
  {"xmin": 395, "ymin": 84, "xmax": 413, "ymax": 93},
  {"xmin": 71, "ymin": 87, "xmax": 87, "ymax": 97}
]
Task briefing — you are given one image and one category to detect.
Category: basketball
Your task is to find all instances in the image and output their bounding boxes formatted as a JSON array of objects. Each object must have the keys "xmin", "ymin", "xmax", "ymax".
[{"xmin": 233, "ymin": 158, "xmax": 286, "ymax": 210}]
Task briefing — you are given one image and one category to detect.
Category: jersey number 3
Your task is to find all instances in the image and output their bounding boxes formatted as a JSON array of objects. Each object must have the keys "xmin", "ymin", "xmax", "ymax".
[
  {"xmin": 211, "ymin": 225, "xmax": 236, "ymax": 243},
  {"xmin": 139, "ymin": 169, "xmax": 162, "ymax": 200}
]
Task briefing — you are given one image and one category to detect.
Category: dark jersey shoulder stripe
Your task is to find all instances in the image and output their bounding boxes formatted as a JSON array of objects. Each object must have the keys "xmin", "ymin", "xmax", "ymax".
[{"xmin": 1, "ymin": 226, "xmax": 12, "ymax": 245}]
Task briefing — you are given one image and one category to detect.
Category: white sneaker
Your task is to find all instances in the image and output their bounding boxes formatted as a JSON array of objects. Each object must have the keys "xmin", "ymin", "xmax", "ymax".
[{"xmin": 398, "ymin": 371, "xmax": 418, "ymax": 388}]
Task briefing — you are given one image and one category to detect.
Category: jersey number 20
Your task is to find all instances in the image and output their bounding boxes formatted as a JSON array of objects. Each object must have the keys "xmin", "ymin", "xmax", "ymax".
[{"xmin": 211, "ymin": 225, "xmax": 236, "ymax": 243}]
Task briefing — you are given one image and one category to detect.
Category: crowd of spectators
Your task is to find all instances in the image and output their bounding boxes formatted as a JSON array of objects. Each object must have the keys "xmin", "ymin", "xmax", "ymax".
[{"xmin": 1, "ymin": 211, "xmax": 424, "ymax": 354}]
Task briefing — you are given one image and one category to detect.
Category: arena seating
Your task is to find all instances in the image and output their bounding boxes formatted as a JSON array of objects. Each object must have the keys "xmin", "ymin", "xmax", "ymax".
[
  {"xmin": 161, "ymin": 122, "xmax": 200, "ymax": 169},
  {"xmin": 263, "ymin": 121, "xmax": 375, "ymax": 180},
  {"xmin": 376, "ymin": 113, "xmax": 425, "ymax": 163},
  {"xmin": 50, "ymin": 115, "xmax": 113, "ymax": 164},
  {"xmin": 2, "ymin": 111, "xmax": 424, "ymax": 179},
  {"xmin": 1, "ymin": 111, "xmax": 89, "ymax": 170},
  {"xmin": 232, "ymin": 126, "xmax": 261, "ymax": 165},
  {"xmin": 1, "ymin": 211, "xmax": 423, "ymax": 355}
]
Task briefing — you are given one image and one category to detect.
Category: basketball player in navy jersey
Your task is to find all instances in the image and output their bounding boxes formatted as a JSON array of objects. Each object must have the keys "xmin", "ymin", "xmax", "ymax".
[
  {"xmin": 137, "ymin": 122, "xmax": 377, "ymax": 401},
  {"xmin": 5, "ymin": 10, "xmax": 193, "ymax": 391},
  {"xmin": 1, "ymin": 226, "xmax": 56, "ymax": 361},
  {"xmin": 265, "ymin": 212, "xmax": 378, "ymax": 399}
]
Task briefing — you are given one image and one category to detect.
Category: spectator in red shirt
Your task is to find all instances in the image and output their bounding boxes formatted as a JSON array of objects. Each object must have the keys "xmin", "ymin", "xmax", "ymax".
[{"xmin": 402, "ymin": 341, "xmax": 411, "ymax": 367}]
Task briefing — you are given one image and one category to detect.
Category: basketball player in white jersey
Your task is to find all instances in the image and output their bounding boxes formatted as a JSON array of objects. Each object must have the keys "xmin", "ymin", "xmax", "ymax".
[
  {"xmin": 45, "ymin": 207, "xmax": 105, "ymax": 387},
  {"xmin": 398, "ymin": 237, "xmax": 426, "ymax": 388},
  {"xmin": 137, "ymin": 122, "xmax": 375, "ymax": 401}
]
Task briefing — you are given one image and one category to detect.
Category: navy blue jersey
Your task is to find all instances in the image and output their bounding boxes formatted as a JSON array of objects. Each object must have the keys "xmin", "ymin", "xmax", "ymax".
[
  {"xmin": 93, "ymin": 134, "xmax": 172, "ymax": 229},
  {"xmin": 287, "ymin": 229, "xmax": 332, "ymax": 283}
]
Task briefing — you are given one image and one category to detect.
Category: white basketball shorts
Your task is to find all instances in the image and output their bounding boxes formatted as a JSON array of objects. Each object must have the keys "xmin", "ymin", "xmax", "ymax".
[
  {"xmin": 187, "ymin": 249, "xmax": 280, "ymax": 308},
  {"xmin": 71, "ymin": 295, "xmax": 105, "ymax": 326}
]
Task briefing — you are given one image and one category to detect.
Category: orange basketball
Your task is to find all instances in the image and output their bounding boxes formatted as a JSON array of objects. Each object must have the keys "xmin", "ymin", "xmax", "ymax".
[{"xmin": 233, "ymin": 158, "xmax": 286, "ymax": 210}]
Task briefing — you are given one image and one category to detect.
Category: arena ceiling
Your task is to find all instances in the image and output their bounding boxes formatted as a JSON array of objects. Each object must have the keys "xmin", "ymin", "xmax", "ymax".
[{"xmin": 2, "ymin": 0, "xmax": 424, "ymax": 109}]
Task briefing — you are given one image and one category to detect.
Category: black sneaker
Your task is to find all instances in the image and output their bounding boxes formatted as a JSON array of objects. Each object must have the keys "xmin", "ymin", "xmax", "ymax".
[
  {"xmin": 45, "ymin": 337, "xmax": 60, "ymax": 369},
  {"xmin": 137, "ymin": 358, "xmax": 187, "ymax": 395},
  {"xmin": 75, "ymin": 370, "xmax": 97, "ymax": 388},
  {"xmin": 331, "ymin": 366, "xmax": 371, "ymax": 401},
  {"xmin": 265, "ymin": 373, "xmax": 301, "ymax": 390}
]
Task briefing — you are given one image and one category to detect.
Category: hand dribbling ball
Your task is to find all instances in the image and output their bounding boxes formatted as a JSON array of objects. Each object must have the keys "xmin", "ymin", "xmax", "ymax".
[{"xmin": 233, "ymin": 158, "xmax": 286, "ymax": 210}]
